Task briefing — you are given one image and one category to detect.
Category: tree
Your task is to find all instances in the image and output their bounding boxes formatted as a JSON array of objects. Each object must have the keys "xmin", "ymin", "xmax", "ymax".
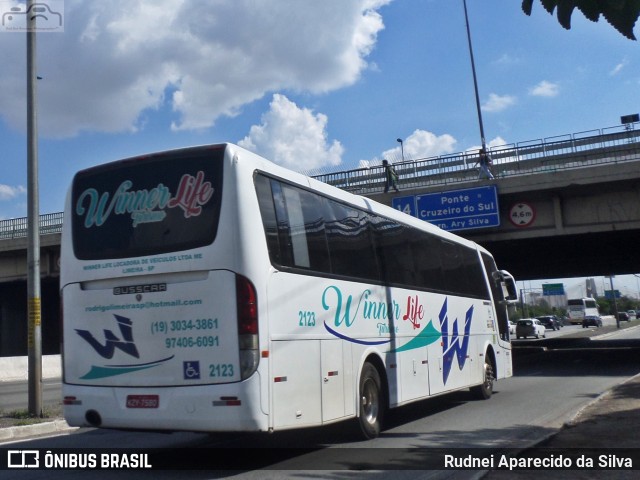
[{"xmin": 522, "ymin": 0, "xmax": 640, "ymax": 40}]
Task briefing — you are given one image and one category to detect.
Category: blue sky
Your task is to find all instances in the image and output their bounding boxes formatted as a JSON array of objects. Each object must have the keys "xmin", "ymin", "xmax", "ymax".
[{"xmin": 0, "ymin": 0, "xmax": 639, "ymax": 292}]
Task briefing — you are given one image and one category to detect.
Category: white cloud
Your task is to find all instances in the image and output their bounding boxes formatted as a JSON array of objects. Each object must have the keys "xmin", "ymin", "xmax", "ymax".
[
  {"xmin": 482, "ymin": 93, "xmax": 516, "ymax": 113},
  {"xmin": 465, "ymin": 136, "xmax": 509, "ymax": 153},
  {"xmin": 239, "ymin": 94, "xmax": 344, "ymax": 171},
  {"xmin": 381, "ymin": 129, "xmax": 457, "ymax": 162},
  {"xmin": 0, "ymin": 184, "xmax": 26, "ymax": 201},
  {"xmin": 492, "ymin": 53, "xmax": 520, "ymax": 66},
  {"xmin": 0, "ymin": 0, "xmax": 390, "ymax": 137},
  {"xmin": 529, "ymin": 80, "xmax": 559, "ymax": 97},
  {"xmin": 487, "ymin": 136, "xmax": 508, "ymax": 148},
  {"xmin": 610, "ymin": 58, "xmax": 629, "ymax": 76}
]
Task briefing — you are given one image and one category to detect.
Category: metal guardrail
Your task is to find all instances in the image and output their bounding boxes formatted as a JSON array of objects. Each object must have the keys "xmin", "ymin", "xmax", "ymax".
[
  {"xmin": 1, "ymin": 124, "xmax": 639, "ymax": 241},
  {"xmin": 310, "ymin": 123, "xmax": 640, "ymax": 195},
  {"xmin": 0, "ymin": 212, "xmax": 63, "ymax": 240}
]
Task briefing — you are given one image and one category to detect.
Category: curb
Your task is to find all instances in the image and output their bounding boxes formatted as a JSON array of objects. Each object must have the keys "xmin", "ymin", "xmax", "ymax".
[{"xmin": 0, "ymin": 419, "xmax": 78, "ymax": 443}]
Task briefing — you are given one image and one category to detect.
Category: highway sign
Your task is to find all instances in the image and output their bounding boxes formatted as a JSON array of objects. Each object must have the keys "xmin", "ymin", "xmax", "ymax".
[
  {"xmin": 391, "ymin": 195, "xmax": 417, "ymax": 218},
  {"xmin": 509, "ymin": 202, "xmax": 536, "ymax": 227},
  {"xmin": 414, "ymin": 185, "xmax": 500, "ymax": 232},
  {"xmin": 543, "ymin": 283, "xmax": 565, "ymax": 296}
]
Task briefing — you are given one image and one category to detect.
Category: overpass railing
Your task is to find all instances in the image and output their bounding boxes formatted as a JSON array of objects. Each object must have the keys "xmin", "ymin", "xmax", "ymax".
[
  {"xmin": 311, "ymin": 123, "xmax": 640, "ymax": 194},
  {"xmin": 0, "ymin": 212, "xmax": 63, "ymax": 240},
  {"xmin": 1, "ymin": 124, "xmax": 640, "ymax": 239}
]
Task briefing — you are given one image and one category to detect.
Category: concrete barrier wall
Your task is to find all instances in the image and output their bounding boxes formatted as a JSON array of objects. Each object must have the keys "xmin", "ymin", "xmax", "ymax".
[{"xmin": 0, "ymin": 354, "xmax": 61, "ymax": 382}]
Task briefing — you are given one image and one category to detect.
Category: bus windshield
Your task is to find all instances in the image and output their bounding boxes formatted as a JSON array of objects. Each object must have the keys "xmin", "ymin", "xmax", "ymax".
[{"xmin": 71, "ymin": 147, "xmax": 224, "ymax": 260}]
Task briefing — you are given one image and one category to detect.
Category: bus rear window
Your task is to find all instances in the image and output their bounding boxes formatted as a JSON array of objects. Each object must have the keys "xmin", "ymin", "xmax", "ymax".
[{"xmin": 71, "ymin": 147, "xmax": 224, "ymax": 260}]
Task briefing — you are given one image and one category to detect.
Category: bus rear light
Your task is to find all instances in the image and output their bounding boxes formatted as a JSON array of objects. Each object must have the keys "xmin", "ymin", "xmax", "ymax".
[
  {"xmin": 238, "ymin": 334, "xmax": 258, "ymax": 350},
  {"xmin": 239, "ymin": 349, "xmax": 259, "ymax": 380},
  {"xmin": 63, "ymin": 396, "xmax": 81, "ymax": 405},
  {"xmin": 236, "ymin": 274, "xmax": 259, "ymax": 380},
  {"xmin": 236, "ymin": 275, "xmax": 258, "ymax": 335}
]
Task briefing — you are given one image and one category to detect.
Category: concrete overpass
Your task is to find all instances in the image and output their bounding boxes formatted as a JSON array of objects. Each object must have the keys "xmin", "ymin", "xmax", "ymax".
[
  {"xmin": 0, "ymin": 213, "xmax": 61, "ymax": 358},
  {"xmin": 1, "ymin": 124, "xmax": 639, "ymax": 359},
  {"xmin": 313, "ymin": 125, "xmax": 640, "ymax": 280}
]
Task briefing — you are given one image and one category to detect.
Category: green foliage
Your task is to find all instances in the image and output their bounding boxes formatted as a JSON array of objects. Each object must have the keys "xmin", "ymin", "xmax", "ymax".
[
  {"xmin": 522, "ymin": 0, "xmax": 640, "ymax": 40},
  {"xmin": 511, "ymin": 301, "xmax": 558, "ymax": 320},
  {"xmin": 596, "ymin": 295, "xmax": 639, "ymax": 315}
]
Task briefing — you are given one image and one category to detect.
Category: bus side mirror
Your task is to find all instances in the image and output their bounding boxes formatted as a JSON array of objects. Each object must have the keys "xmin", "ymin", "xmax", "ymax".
[{"xmin": 493, "ymin": 270, "xmax": 518, "ymax": 303}]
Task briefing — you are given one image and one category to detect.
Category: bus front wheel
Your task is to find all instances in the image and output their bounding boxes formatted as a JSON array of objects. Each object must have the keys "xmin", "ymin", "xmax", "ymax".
[
  {"xmin": 357, "ymin": 362, "xmax": 385, "ymax": 439},
  {"xmin": 470, "ymin": 358, "xmax": 494, "ymax": 400}
]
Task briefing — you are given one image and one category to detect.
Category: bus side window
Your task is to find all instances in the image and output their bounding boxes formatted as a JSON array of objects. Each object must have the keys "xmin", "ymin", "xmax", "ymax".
[
  {"xmin": 269, "ymin": 180, "xmax": 295, "ymax": 267},
  {"xmin": 325, "ymin": 201, "xmax": 379, "ymax": 281},
  {"xmin": 259, "ymin": 177, "xmax": 331, "ymax": 273},
  {"xmin": 370, "ymin": 215, "xmax": 415, "ymax": 286},
  {"xmin": 283, "ymin": 185, "xmax": 330, "ymax": 272},
  {"xmin": 410, "ymin": 233, "xmax": 444, "ymax": 292},
  {"xmin": 254, "ymin": 174, "xmax": 282, "ymax": 265}
]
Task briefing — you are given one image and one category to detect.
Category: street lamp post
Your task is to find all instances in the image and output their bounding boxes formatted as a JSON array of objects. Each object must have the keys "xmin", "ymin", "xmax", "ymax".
[
  {"xmin": 396, "ymin": 138, "xmax": 404, "ymax": 162},
  {"xmin": 26, "ymin": 0, "xmax": 42, "ymax": 417},
  {"xmin": 462, "ymin": 0, "xmax": 487, "ymax": 151}
]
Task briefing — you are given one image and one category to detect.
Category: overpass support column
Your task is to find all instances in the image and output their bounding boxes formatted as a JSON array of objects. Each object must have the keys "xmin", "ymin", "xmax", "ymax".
[{"xmin": 553, "ymin": 195, "xmax": 564, "ymax": 233}]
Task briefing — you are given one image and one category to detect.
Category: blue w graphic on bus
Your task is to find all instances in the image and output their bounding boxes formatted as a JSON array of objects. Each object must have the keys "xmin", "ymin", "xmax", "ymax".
[
  {"xmin": 439, "ymin": 298, "xmax": 473, "ymax": 384},
  {"xmin": 75, "ymin": 314, "xmax": 140, "ymax": 359}
]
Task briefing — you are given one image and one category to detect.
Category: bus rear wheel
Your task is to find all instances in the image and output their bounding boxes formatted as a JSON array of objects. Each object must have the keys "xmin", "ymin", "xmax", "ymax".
[
  {"xmin": 470, "ymin": 358, "xmax": 494, "ymax": 400},
  {"xmin": 357, "ymin": 362, "xmax": 385, "ymax": 439}
]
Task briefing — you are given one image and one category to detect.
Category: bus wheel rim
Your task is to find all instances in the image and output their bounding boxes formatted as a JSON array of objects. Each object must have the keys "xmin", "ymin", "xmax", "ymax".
[{"xmin": 361, "ymin": 378, "xmax": 379, "ymax": 424}]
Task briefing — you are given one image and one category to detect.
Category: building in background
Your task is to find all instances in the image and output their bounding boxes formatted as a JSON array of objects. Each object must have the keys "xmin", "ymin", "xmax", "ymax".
[{"xmin": 586, "ymin": 278, "xmax": 598, "ymax": 298}]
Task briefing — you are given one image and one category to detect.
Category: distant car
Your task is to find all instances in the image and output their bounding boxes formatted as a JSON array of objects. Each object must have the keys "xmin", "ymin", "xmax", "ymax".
[
  {"xmin": 617, "ymin": 312, "xmax": 631, "ymax": 322},
  {"xmin": 582, "ymin": 316, "xmax": 602, "ymax": 328},
  {"xmin": 627, "ymin": 310, "xmax": 636, "ymax": 320},
  {"xmin": 516, "ymin": 318, "xmax": 546, "ymax": 339},
  {"xmin": 536, "ymin": 315, "xmax": 561, "ymax": 331},
  {"xmin": 509, "ymin": 321, "xmax": 516, "ymax": 336}
]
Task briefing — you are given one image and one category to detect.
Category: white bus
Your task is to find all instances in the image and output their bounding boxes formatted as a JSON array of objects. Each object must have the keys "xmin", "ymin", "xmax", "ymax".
[
  {"xmin": 61, "ymin": 143, "xmax": 517, "ymax": 439},
  {"xmin": 567, "ymin": 297, "xmax": 600, "ymax": 324}
]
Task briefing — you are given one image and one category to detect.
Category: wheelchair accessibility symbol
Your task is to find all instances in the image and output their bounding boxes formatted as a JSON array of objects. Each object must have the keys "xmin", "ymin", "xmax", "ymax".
[{"xmin": 183, "ymin": 361, "xmax": 201, "ymax": 380}]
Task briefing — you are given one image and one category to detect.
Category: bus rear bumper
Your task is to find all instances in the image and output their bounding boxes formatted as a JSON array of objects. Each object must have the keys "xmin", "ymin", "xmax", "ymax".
[{"xmin": 62, "ymin": 375, "xmax": 268, "ymax": 433}]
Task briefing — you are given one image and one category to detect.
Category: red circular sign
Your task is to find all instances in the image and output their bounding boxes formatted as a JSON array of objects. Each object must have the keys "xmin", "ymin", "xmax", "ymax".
[{"xmin": 509, "ymin": 202, "xmax": 536, "ymax": 227}]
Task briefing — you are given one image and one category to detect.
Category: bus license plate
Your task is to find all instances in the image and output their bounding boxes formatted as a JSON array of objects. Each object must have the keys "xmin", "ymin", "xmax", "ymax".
[{"xmin": 126, "ymin": 395, "xmax": 159, "ymax": 408}]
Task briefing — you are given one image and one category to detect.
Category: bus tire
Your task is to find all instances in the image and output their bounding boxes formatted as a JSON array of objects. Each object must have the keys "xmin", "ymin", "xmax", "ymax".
[
  {"xmin": 470, "ymin": 358, "xmax": 494, "ymax": 400},
  {"xmin": 357, "ymin": 362, "xmax": 385, "ymax": 439}
]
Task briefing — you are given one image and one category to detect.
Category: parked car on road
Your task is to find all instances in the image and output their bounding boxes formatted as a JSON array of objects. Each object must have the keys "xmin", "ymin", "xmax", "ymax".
[
  {"xmin": 617, "ymin": 312, "xmax": 630, "ymax": 322},
  {"xmin": 516, "ymin": 318, "xmax": 546, "ymax": 339},
  {"xmin": 627, "ymin": 310, "xmax": 636, "ymax": 320},
  {"xmin": 582, "ymin": 316, "xmax": 603, "ymax": 328},
  {"xmin": 536, "ymin": 315, "xmax": 561, "ymax": 331}
]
